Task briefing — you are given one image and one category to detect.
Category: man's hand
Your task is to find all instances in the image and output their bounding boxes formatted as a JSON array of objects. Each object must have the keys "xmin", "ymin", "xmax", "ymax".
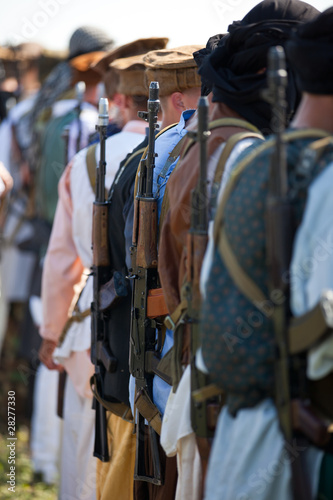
[
  {"xmin": 0, "ymin": 162, "xmax": 13, "ymax": 199},
  {"xmin": 39, "ymin": 339, "xmax": 64, "ymax": 371}
]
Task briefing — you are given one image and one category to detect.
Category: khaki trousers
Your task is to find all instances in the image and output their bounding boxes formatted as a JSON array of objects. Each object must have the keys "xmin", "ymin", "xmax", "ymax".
[{"xmin": 96, "ymin": 412, "xmax": 136, "ymax": 500}]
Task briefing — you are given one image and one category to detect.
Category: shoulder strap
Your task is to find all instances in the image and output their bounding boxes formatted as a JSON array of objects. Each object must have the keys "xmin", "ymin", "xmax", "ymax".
[
  {"xmin": 158, "ymin": 134, "xmax": 189, "ymax": 237},
  {"xmin": 209, "ymin": 117, "xmax": 260, "ymax": 133},
  {"xmin": 86, "ymin": 143, "xmax": 98, "ymax": 192},
  {"xmin": 108, "ymin": 147, "xmax": 146, "ymax": 202},
  {"xmin": 133, "ymin": 123, "xmax": 178, "ymax": 201},
  {"xmin": 214, "ymin": 128, "xmax": 331, "ymax": 308},
  {"xmin": 160, "ymin": 122, "xmax": 263, "ymax": 240},
  {"xmin": 213, "ymin": 131, "xmax": 264, "ymax": 187},
  {"xmin": 86, "ymin": 142, "xmax": 109, "ymax": 199}
]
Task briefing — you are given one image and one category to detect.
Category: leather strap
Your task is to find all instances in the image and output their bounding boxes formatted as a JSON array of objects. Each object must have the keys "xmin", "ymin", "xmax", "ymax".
[
  {"xmin": 134, "ymin": 388, "xmax": 162, "ymax": 435},
  {"xmin": 86, "ymin": 143, "xmax": 97, "ymax": 191},
  {"xmin": 86, "ymin": 143, "xmax": 108, "ymax": 200},
  {"xmin": 90, "ymin": 374, "xmax": 134, "ymax": 422}
]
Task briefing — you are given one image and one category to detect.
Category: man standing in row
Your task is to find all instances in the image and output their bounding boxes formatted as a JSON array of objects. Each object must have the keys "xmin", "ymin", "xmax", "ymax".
[
  {"xmin": 200, "ymin": 7, "xmax": 333, "ymax": 500},
  {"xmin": 38, "ymin": 38, "xmax": 166, "ymax": 499}
]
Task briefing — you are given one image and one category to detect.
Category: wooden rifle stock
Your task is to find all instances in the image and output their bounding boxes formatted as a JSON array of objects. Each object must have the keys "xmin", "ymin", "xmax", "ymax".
[
  {"xmin": 91, "ymin": 98, "xmax": 116, "ymax": 462},
  {"xmin": 129, "ymin": 82, "xmax": 163, "ymax": 485}
]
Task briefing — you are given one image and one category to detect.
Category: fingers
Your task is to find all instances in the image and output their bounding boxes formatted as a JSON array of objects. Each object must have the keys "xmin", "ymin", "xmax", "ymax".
[{"xmin": 38, "ymin": 339, "xmax": 64, "ymax": 372}]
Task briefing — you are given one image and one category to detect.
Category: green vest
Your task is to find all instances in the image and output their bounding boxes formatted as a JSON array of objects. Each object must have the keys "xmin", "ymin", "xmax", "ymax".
[{"xmin": 36, "ymin": 108, "xmax": 77, "ymax": 224}]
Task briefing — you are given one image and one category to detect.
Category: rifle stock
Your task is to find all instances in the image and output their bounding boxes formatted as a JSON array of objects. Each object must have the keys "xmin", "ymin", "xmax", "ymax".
[
  {"xmin": 185, "ymin": 97, "xmax": 222, "ymax": 492},
  {"xmin": 91, "ymin": 98, "xmax": 117, "ymax": 462},
  {"xmin": 129, "ymin": 82, "xmax": 163, "ymax": 485}
]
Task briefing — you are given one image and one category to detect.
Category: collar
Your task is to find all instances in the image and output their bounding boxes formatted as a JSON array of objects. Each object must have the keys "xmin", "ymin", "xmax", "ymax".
[{"xmin": 122, "ymin": 119, "xmax": 148, "ymax": 135}]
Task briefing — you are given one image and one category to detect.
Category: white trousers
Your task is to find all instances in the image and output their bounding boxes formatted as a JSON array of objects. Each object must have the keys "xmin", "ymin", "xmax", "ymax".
[
  {"xmin": 161, "ymin": 365, "xmax": 203, "ymax": 500},
  {"xmin": 204, "ymin": 398, "xmax": 323, "ymax": 500},
  {"xmin": 30, "ymin": 364, "xmax": 62, "ymax": 484},
  {"xmin": 59, "ymin": 375, "xmax": 97, "ymax": 500}
]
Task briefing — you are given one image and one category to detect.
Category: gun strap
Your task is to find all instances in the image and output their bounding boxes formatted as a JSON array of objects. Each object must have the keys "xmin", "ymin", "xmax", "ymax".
[
  {"xmin": 160, "ymin": 120, "xmax": 262, "ymax": 250},
  {"xmin": 58, "ymin": 273, "xmax": 90, "ymax": 346},
  {"xmin": 134, "ymin": 387, "xmax": 162, "ymax": 435},
  {"xmin": 86, "ymin": 143, "xmax": 108, "ymax": 199},
  {"xmin": 213, "ymin": 131, "xmax": 264, "ymax": 187},
  {"xmin": 161, "ymin": 126, "xmax": 265, "ymax": 393},
  {"xmin": 164, "ymin": 298, "xmax": 188, "ymax": 330},
  {"xmin": 59, "ymin": 307, "xmax": 91, "ymax": 345},
  {"xmin": 90, "ymin": 374, "xmax": 134, "ymax": 422},
  {"xmin": 214, "ymin": 128, "xmax": 330, "ymax": 248},
  {"xmin": 152, "ymin": 347, "xmax": 173, "ymax": 386},
  {"xmin": 108, "ymin": 147, "xmax": 147, "ymax": 202},
  {"xmin": 158, "ymin": 134, "xmax": 189, "ymax": 182},
  {"xmin": 133, "ymin": 123, "xmax": 178, "ymax": 201}
]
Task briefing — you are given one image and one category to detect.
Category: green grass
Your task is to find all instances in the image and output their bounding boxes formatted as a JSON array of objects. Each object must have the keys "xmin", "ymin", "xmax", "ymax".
[{"xmin": 0, "ymin": 427, "xmax": 57, "ymax": 499}]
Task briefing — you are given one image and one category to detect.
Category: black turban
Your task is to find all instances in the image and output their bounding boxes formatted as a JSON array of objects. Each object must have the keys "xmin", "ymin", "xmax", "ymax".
[
  {"xmin": 285, "ymin": 7, "xmax": 333, "ymax": 95},
  {"xmin": 199, "ymin": 0, "xmax": 320, "ymax": 134},
  {"xmin": 193, "ymin": 34, "xmax": 225, "ymax": 96},
  {"xmin": 236, "ymin": 0, "xmax": 320, "ymax": 26}
]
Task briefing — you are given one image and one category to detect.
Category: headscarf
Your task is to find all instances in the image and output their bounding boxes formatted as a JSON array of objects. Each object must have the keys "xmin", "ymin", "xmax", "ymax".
[
  {"xmin": 199, "ymin": 0, "xmax": 320, "ymax": 133},
  {"xmin": 193, "ymin": 34, "xmax": 225, "ymax": 96},
  {"xmin": 285, "ymin": 7, "xmax": 333, "ymax": 95}
]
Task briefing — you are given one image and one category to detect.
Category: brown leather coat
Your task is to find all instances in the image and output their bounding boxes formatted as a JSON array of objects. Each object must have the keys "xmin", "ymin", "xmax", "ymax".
[{"xmin": 158, "ymin": 102, "xmax": 257, "ymax": 362}]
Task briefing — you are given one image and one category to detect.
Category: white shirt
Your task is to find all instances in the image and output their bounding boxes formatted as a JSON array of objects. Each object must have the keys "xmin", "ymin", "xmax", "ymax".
[{"xmin": 290, "ymin": 162, "xmax": 333, "ymax": 380}]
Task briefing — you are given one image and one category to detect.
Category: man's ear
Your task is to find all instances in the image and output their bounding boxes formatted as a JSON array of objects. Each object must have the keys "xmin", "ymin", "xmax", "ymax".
[{"xmin": 170, "ymin": 92, "xmax": 186, "ymax": 112}]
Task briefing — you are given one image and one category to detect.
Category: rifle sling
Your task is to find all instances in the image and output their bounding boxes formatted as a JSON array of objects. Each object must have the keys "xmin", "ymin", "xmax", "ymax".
[
  {"xmin": 59, "ymin": 307, "xmax": 91, "ymax": 345},
  {"xmin": 146, "ymin": 348, "xmax": 173, "ymax": 386},
  {"xmin": 213, "ymin": 131, "xmax": 264, "ymax": 186},
  {"xmin": 134, "ymin": 387, "xmax": 162, "ymax": 435},
  {"xmin": 160, "ymin": 120, "xmax": 263, "ymax": 239},
  {"xmin": 90, "ymin": 374, "xmax": 133, "ymax": 422},
  {"xmin": 133, "ymin": 122, "xmax": 178, "ymax": 202}
]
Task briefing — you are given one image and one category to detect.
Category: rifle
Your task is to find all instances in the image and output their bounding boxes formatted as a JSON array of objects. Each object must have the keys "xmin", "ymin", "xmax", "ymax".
[
  {"xmin": 129, "ymin": 81, "xmax": 163, "ymax": 485},
  {"xmin": 184, "ymin": 97, "xmax": 221, "ymax": 491},
  {"xmin": 91, "ymin": 97, "xmax": 117, "ymax": 462},
  {"xmin": 265, "ymin": 46, "xmax": 311, "ymax": 500}
]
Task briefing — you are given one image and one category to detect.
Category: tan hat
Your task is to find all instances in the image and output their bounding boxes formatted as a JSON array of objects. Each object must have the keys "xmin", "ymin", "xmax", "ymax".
[
  {"xmin": 93, "ymin": 37, "xmax": 169, "ymax": 75},
  {"xmin": 144, "ymin": 45, "xmax": 203, "ymax": 96},
  {"xmin": 109, "ymin": 53, "xmax": 147, "ymax": 96}
]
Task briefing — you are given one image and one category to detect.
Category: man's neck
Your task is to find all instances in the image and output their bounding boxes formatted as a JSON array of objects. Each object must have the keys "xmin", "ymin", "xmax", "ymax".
[
  {"xmin": 291, "ymin": 94, "xmax": 333, "ymax": 133},
  {"xmin": 160, "ymin": 108, "xmax": 182, "ymax": 130}
]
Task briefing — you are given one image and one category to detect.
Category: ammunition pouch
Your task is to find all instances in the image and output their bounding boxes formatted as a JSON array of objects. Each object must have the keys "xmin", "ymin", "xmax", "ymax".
[{"xmin": 147, "ymin": 287, "xmax": 168, "ymax": 318}]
